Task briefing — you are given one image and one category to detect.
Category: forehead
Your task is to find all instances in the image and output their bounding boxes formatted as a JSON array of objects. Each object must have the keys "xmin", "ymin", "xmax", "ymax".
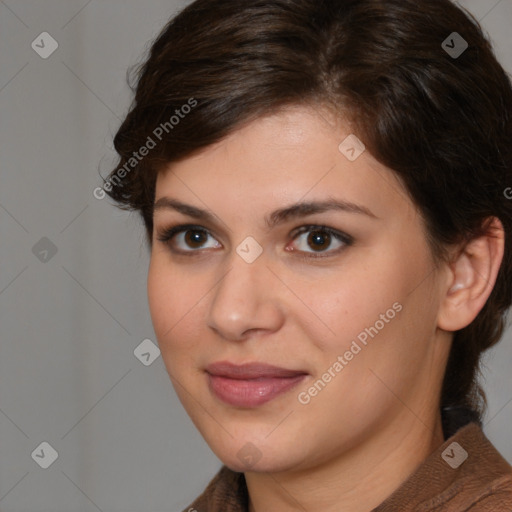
[{"xmin": 154, "ymin": 106, "xmax": 412, "ymax": 223}]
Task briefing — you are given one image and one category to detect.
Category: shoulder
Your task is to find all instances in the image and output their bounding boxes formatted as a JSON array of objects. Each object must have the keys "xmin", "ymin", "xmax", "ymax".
[
  {"xmin": 426, "ymin": 423, "xmax": 512, "ymax": 511},
  {"xmin": 375, "ymin": 422, "xmax": 512, "ymax": 511},
  {"xmin": 456, "ymin": 475, "xmax": 512, "ymax": 511}
]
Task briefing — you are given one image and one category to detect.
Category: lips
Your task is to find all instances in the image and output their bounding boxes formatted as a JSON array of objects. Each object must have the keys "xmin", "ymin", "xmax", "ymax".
[
  {"xmin": 206, "ymin": 361, "xmax": 307, "ymax": 379},
  {"xmin": 206, "ymin": 361, "xmax": 308, "ymax": 407}
]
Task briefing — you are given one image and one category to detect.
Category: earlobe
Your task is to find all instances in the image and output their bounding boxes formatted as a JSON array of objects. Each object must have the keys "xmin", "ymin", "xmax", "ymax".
[{"xmin": 438, "ymin": 217, "xmax": 505, "ymax": 332}]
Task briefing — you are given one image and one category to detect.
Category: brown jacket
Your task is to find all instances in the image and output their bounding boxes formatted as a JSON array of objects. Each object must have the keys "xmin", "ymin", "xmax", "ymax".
[{"xmin": 183, "ymin": 422, "xmax": 512, "ymax": 511}]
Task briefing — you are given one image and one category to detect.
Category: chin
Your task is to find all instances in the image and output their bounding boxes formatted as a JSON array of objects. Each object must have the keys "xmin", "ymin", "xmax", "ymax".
[
  {"xmin": 221, "ymin": 451, "xmax": 297, "ymax": 474},
  {"xmin": 203, "ymin": 430, "xmax": 307, "ymax": 474}
]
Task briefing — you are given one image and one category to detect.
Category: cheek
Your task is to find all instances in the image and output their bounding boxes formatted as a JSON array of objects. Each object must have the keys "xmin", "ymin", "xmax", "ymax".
[
  {"xmin": 293, "ymin": 262, "xmax": 405, "ymax": 355},
  {"xmin": 298, "ymin": 245, "xmax": 434, "ymax": 380},
  {"xmin": 147, "ymin": 258, "xmax": 191, "ymax": 344},
  {"xmin": 147, "ymin": 257, "xmax": 209, "ymax": 363},
  {"xmin": 309, "ymin": 278, "xmax": 439, "ymax": 413},
  {"xmin": 147, "ymin": 259, "xmax": 170, "ymax": 336}
]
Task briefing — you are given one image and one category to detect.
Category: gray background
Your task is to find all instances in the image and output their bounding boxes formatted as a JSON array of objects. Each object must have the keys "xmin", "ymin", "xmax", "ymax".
[{"xmin": 0, "ymin": 1, "xmax": 511, "ymax": 511}]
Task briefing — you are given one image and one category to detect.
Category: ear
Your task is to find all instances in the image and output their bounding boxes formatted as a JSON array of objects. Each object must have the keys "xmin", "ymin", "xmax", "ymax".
[{"xmin": 437, "ymin": 217, "xmax": 505, "ymax": 332}]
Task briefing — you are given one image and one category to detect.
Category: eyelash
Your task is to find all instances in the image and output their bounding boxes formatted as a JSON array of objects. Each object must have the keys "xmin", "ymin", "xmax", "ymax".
[{"xmin": 155, "ymin": 223, "xmax": 354, "ymax": 259}]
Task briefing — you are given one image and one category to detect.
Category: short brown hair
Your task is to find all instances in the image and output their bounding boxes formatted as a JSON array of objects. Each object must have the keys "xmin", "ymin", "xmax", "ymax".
[{"xmin": 105, "ymin": 0, "xmax": 512, "ymax": 437}]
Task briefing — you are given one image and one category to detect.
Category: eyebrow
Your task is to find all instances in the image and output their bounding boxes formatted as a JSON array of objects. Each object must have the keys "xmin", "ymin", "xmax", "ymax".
[{"xmin": 153, "ymin": 196, "xmax": 377, "ymax": 229}]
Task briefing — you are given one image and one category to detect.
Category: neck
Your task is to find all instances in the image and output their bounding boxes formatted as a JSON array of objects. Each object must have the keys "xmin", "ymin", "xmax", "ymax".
[{"xmin": 246, "ymin": 412, "xmax": 446, "ymax": 512}]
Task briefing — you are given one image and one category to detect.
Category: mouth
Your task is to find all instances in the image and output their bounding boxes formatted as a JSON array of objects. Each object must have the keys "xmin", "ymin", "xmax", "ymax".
[{"xmin": 205, "ymin": 361, "xmax": 308, "ymax": 407}]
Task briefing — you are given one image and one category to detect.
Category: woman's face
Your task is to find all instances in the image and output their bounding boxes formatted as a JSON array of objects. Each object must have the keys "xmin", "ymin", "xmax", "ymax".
[{"xmin": 148, "ymin": 105, "xmax": 451, "ymax": 473}]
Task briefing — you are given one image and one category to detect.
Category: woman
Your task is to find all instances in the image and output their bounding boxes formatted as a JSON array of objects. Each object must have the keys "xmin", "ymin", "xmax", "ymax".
[{"xmin": 103, "ymin": 0, "xmax": 512, "ymax": 510}]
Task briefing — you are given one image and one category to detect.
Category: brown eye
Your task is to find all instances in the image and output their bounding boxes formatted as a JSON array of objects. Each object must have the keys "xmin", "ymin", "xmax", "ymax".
[
  {"xmin": 289, "ymin": 225, "xmax": 352, "ymax": 258},
  {"xmin": 307, "ymin": 230, "xmax": 332, "ymax": 251},
  {"xmin": 184, "ymin": 229, "xmax": 209, "ymax": 248},
  {"xmin": 156, "ymin": 225, "xmax": 222, "ymax": 253}
]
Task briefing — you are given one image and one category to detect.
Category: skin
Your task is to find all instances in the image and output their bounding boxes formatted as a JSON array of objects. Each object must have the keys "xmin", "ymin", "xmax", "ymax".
[{"xmin": 147, "ymin": 105, "xmax": 504, "ymax": 512}]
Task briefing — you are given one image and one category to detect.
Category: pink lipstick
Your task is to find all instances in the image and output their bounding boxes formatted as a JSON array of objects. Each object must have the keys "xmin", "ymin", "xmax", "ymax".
[{"xmin": 206, "ymin": 361, "xmax": 308, "ymax": 407}]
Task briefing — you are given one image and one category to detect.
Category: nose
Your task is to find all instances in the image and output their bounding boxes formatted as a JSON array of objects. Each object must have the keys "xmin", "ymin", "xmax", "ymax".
[{"xmin": 206, "ymin": 250, "xmax": 285, "ymax": 341}]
